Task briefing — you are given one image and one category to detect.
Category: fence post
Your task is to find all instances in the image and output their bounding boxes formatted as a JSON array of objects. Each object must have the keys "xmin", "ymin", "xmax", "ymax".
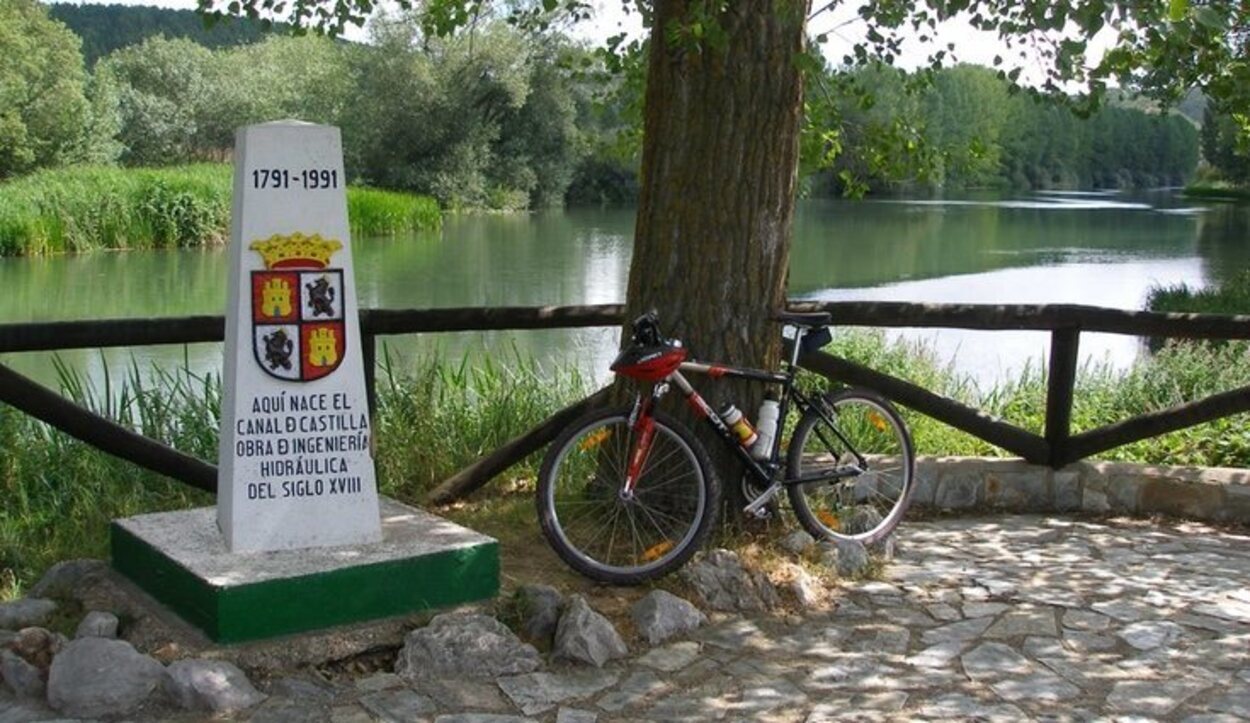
[
  {"xmin": 363, "ymin": 332, "xmax": 377, "ymax": 418},
  {"xmin": 1045, "ymin": 327, "xmax": 1080, "ymax": 468}
]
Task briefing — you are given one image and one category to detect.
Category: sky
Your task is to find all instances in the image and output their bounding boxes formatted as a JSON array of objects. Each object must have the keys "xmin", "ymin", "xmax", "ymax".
[{"xmin": 51, "ymin": 0, "xmax": 1114, "ymax": 84}]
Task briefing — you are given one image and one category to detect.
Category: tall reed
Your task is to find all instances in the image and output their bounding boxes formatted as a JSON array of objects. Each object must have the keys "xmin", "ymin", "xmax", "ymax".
[
  {"xmin": 1146, "ymin": 270, "xmax": 1250, "ymax": 317},
  {"xmin": 0, "ymin": 351, "xmax": 585, "ymax": 597},
  {"xmin": 346, "ymin": 187, "xmax": 441, "ymax": 237},
  {"xmin": 2, "ymin": 334, "xmax": 1246, "ymax": 599},
  {"xmin": 0, "ymin": 165, "xmax": 441, "ymax": 256}
]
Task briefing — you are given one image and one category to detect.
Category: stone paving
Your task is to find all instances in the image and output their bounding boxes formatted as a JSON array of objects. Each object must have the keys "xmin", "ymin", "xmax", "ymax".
[{"xmin": 4, "ymin": 514, "xmax": 1250, "ymax": 722}]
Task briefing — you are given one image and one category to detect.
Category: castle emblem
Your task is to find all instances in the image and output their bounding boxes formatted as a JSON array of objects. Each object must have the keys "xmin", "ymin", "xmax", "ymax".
[{"xmin": 249, "ymin": 232, "xmax": 346, "ymax": 382}]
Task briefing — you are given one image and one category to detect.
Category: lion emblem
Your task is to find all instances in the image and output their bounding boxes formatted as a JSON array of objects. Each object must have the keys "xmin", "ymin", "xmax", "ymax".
[
  {"xmin": 306, "ymin": 276, "xmax": 336, "ymax": 317},
  {"xmin": 262, "ymin": 329, "xmax": 294, "ymax": 371}
]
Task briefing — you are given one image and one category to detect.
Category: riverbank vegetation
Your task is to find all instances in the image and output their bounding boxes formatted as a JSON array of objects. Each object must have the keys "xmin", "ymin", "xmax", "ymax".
[
  {"xmin": 2, "ymin": 0, "xmax": 1208, "ymax": 217},
  {"xmin": 1146, "ymin": 270, "xmax": 1250, "ymax": 317},
  {"xmin": 1186, "ymin": 105, "xmax": 1250, "ymax": 197},
  {"xmin": 5, "ymin": 332, "xmax": 1248, "ymax": 598},
  {"xmin": 0, "ymin": 164, "xmax": 439, "ymax": 255}
]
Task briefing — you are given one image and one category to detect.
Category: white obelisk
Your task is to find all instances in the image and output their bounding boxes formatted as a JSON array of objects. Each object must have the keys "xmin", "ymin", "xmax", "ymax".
[{"xmin": 217, "ymin": 121, "xmax": 381, "ymax": 552}]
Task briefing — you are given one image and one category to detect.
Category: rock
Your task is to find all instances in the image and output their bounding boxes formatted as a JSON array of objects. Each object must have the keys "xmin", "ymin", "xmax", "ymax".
[
  {"xmin": 636, "ymin": 641, "xmax": 702, "ymax": 672},
  {"xmin": 395, "ymin": 613, "xmax": 541, "ymax": 679},
  {"xmin": 250, "ymin": 696, "xmax": 330, "ymax": 723},
  {"xmin": 679, "ymin": 549, "xmax": 777, "ymax": 612},
  {"xmin": 435, "ymin": 715, "xmax": 537, "ymax": 723},
  {"xmin": 1083, "ymin": 487, "xmax": 1110, "ymax": 514},
  {"xmin": 935, "ymin": 473, "xmax": 980, "ymax": 509},
  {"xmin": 330, "ymin": 704, "xmax": 374, "ymax": 723},
  {"xmin": 631, "ymin": 590, "xmax": 706, "ymax": 645},
  {"xmin": 1118, "ymin": 620, "xmax": 1186, "ymax": 650},
  {"xmin": 779, "ymin": 530, "xmax": 816, "ymax": 555},
  {"xmin": 46, "ymin": 637, "xmax": 165, "ymax": 718},
  {"xmin": 515, "ymin": 584, "xmax": 564, "ymax": 645},
  {"xmin": 597, "ymin": 670, "xmax": 669, "ymax": 712},
  {"xmin": 845, "ymin": 506, "xmax": 884, "ymax": 535},
  {"xmin": 821, "ymin": 539, "xmax": 869, "ymax": 578},
  {"xmin": 359, "ymin": 689, "xmax": 437, "ymax": 720},
  {"xmin": 164, "ymin": 658, "xmax": 266, "ymax": 713},
  {"xmin": 553, "ymin": 595, "xmax": 628, "ymax": 667},
  {"xmin": 10, "ymin": 626, "xmax": 64, "ymax": 669},
  {"xmin": 961, "ymin": 642, "xmax": 1032, "ymax": 681},
  {"xmin": 984, "ymin": 608, "xmax": 1058, "ymax": 638},
  {"xmin": 74, "ymin": 611, "xmax": 119, "ymax": 639},
  {"xmin": 0, "ymin": 649, "xmax": 44, "ymax": 699},
  {"xmin": 270, "ymin": 676, "xmax": 336, "ymax": 702},
  {"xmin": 868, "ymin": 534, "xmax": 897, "ymax": 560},
  {"xmin": 497, "ymin": 669, "xmax": 619, "ymax": 715},
  {"xmin": 556, "ymin": 708, "xmax": 598, "ymax": 723},
  {"xmin": 779, "ymin": 564, "xmax": 822, "ymax": 608},
  {"xmin": 0, "ymin": 599, "xmax": 57, "ymax": 630},
  {"xmin": 29, "ymin": 559, "xmax": 109, "ymax": 599},
  {"xmin": 355, "ymin": 672, "xmax": 403, "ymax": 692},
  {"xmin": 410, "ymin": 676, "xmax": 511, "ymax": 711}
]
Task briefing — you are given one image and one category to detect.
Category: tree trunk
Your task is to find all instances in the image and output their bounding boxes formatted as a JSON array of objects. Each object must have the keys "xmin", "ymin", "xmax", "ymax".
[{"xmin": 622, "ymin": 0, "xmax": 808, "ymax": 511}]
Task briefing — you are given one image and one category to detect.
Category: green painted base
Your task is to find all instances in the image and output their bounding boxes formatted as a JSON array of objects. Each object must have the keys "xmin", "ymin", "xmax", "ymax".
[{"xmin": 111, "ymin": 498, "xmax": 498, "ymax": 644}]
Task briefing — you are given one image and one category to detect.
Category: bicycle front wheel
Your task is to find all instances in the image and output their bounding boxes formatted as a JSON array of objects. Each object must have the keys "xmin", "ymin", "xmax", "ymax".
[
  {"xmin": 536, "ymin": 406, "xmax": 720, "ymax": 585},
  {"xmin": 786, "ymin": 388, "xmax": 915, "ymax": 544}
]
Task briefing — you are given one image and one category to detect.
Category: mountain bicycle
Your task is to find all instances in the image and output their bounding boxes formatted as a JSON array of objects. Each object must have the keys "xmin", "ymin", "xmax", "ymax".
[{"xmin": 536, "ymin": 310, "xmax": 916, "ymax": 584}]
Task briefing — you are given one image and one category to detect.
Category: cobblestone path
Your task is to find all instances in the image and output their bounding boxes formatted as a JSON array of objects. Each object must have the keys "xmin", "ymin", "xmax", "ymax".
[{"xmin": 5, "ymin": 514, "xmax": 1249, "ymax": 722}]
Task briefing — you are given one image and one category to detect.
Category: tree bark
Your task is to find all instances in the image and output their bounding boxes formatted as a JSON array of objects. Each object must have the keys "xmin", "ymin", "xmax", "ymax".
[{"xmin": 623, "ymin": 0, "xmax": 809, "ymax": 509}]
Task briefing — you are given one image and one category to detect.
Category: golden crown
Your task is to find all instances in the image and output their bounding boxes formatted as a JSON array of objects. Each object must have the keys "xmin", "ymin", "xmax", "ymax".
[{"xmin": 249, "ymin": 232, "xmax": 342, "ymax": 270}]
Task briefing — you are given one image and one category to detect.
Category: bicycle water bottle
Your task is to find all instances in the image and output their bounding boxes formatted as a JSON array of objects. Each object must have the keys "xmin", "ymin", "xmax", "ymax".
[
  {"xmin": 719, "ymin": 405, "xmax": 758, "ymax": 448},
  {"xmin": 751, "ymin": 396, "xmax": 780, "ymax": 460}
]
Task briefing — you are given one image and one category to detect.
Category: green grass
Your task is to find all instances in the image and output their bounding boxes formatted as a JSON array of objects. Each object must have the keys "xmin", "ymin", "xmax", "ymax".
[
  {"xmin": 346, "ymin": 187, "xmax": 441, "ymax": 237},
  {"xmin": 1182, "ymin": 181, "xmax": 1250, "ymax": 201},
  {"xmin": 0, "ymin": 358, "xmax": 216, "ymax": 600},
  {"xmin": 3, "ymin": 331, "xmax": 1248, "ymax": 599},
  {"xmin": 373, "ymin": 346, "xmax": 590, "ymax": 501},
  {"xmin": 812, "ymin": 330, "xmax": 1250, "ymax": 468},
  {"xmin": 0, "ymin": 351, "xmax": 587, "ymax": 599},
  {"xmin": 1145, "ymin": 270, "xmax": 1250, "ymax": 317},
  {"xmin": 0, "ymin": 164, "xmax": 441, "ymax": 256}
]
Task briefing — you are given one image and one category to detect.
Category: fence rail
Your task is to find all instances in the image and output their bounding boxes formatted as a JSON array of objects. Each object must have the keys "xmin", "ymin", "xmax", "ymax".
[{"xmin": 3, "ymin": 301, "xmax": 1249, "ymax": 493}]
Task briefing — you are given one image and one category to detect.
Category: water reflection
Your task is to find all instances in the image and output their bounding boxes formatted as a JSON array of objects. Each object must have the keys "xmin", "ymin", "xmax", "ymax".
[{"xmin": 1, "ymin": 193, "xmax": 1247, "ymax": 391}]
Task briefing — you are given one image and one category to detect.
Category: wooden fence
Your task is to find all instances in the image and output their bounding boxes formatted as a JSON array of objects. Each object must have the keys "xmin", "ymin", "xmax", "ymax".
[{"xmin": 2, "ymin": 302, "xmax": 1249, "ymax": 496}]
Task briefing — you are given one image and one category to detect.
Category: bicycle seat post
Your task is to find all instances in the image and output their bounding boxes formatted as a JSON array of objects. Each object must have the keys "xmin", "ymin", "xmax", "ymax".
[{"xmin": 786, "ymin": 325, "xmax": 807, "ymax": 372}]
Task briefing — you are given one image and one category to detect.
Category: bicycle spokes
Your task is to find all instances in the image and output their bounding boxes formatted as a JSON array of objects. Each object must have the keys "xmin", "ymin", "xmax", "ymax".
[
  {"xmin": 788, "ymin": 391, "xmax": 914, "ymax": 542},
  {"xmin": 543, "ymin": 413, "xmax": 709, "ymax": 576}
]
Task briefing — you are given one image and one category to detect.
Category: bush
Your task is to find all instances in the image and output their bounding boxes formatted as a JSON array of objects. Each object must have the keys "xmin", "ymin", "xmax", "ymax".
[{"xmin": 0, "ymin": 164, "xmax": 441, "ymax": 256}]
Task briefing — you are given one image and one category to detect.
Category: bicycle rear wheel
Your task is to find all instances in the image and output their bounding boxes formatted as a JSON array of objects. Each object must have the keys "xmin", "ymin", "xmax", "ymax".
[
  {"xmin": 786, "ymin": 388, "xmax": 915, "ymax": 544},
  {"xmin": 536, "ymin": 406, "xmax": 720, "ymax": 584}
]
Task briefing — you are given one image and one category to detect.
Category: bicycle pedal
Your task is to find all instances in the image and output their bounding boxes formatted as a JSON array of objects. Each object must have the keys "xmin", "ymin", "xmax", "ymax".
[{"xmin": 751, "ymin": 506, "xmax": 774, "ymax": 520}]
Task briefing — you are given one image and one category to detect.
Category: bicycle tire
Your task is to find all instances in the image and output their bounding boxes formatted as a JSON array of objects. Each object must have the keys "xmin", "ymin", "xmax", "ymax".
[
  {"xmin": 786, "ymin": 388, "xmax": 915, "ymax": 545},
  {"xmin": 536, "ymin": 405, "xmax": 721, "ymax": 585}
]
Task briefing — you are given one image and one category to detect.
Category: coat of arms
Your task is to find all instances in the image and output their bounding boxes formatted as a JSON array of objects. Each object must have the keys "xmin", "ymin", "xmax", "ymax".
[{"xmin": 249, "ymin": 232, "xmax": 346, "ymax": 382}]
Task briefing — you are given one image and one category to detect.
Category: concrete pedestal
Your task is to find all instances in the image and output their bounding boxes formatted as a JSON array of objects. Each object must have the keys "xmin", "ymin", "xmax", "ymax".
[{"xmin": 111, "ymin": 498, "xmax": 498, "ymax": 643}]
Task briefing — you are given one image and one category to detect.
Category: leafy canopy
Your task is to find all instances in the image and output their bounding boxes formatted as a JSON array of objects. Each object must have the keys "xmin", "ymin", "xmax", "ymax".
[{"xmin": 196, "ymin": 0, "xmax": 1249, "ymax": 122}]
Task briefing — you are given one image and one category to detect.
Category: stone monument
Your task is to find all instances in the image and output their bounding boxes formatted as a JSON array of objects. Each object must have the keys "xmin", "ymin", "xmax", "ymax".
[
  {"xmin": 216, "ymin": 121, "xmax": 381, "ymax": 552},
  {"xmin": 110, "ymin": 122, "xmax": 498, "ymax": 643}
]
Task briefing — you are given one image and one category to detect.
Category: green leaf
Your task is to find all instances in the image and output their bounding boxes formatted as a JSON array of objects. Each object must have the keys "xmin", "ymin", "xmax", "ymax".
[
  {"xmin": 1168, "ymin": 0, "xmax": 1188, "ymax": 22},
  {"xmin": 1192, "ymin": 6, "xmax": 1224, "ymax": 30}
]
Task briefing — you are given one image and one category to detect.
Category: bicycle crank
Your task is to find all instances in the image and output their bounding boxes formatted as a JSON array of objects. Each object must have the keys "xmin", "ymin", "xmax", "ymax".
[{"xmin": 742, "ymin": 479, "xmax": 783, "ymax": 519}]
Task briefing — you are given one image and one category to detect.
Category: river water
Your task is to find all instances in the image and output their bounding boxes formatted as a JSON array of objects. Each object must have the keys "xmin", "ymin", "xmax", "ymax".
[{"xmin": 1, "ymin": 190, "xmax": 1246, "ymax": 392}]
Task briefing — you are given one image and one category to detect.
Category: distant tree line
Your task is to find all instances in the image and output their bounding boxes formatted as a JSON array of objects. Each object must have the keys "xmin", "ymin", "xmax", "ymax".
[
  {"xmin": 1, "ymin": 0, "xmax": 1209, "ymax": 207},
  {"xmin": 1201, "ymin": 106, "xmax": 1250, "ymax": 186},
  {"xmin": 48, "ymin": 2, "xmax": 278, "ymax": 65},
  {"xmin": 805, "ymin": 64, "xmax": 1199, "ymax": 196}
]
